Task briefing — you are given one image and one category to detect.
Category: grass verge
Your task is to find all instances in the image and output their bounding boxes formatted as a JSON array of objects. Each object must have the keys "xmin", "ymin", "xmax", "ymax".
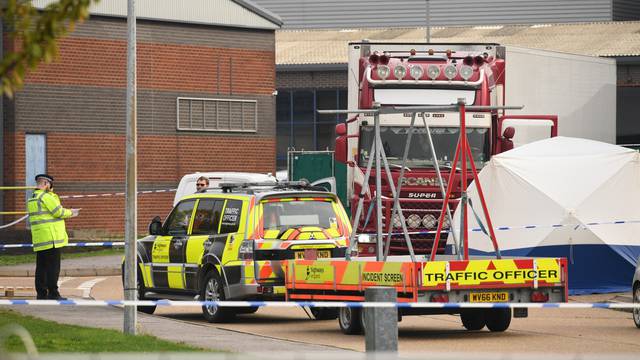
[
  {"xmin": 0, "ymin": 309, "xmax": 206, "ymax": 352},
  {"xmin": 0, "ymin": 248, "xmax": 123, "ymax": 266}
]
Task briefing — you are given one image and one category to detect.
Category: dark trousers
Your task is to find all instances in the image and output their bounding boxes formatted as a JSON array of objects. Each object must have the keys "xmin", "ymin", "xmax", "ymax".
[{"xmin": 35, "ymin": 247, "xmax": 61, "ymax": 299}]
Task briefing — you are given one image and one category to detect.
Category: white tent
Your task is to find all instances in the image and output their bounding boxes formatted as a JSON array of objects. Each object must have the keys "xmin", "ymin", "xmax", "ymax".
[{"xmin": 447, "ymin": 137, "xmax": 640, "ymax": 294}]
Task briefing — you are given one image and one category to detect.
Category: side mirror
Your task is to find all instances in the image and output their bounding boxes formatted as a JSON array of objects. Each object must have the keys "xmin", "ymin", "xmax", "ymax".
[
  {"xmin": 149, "ymin": 216, "xmax": 163, "ymax": 235},
  {"xmin": 335, "ymin": 123, "xmax": 347, "ymax": 137}
]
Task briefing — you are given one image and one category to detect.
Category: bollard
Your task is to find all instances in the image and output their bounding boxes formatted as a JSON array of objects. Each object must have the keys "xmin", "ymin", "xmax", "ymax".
[{"xmin": 364, "ymin": 286, "xmax": 398, "ymax": 353}]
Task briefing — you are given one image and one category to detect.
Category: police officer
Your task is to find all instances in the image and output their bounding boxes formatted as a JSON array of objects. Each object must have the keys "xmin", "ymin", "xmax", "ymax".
[{"xmin": 27, "ymin": 174, "xmax": 80, "ymax": 300}]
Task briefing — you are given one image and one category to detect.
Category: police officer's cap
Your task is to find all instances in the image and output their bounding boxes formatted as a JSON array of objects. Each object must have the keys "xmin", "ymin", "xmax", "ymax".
[{"xmin": 35, "ymin": 174, "xmax": 54, "ymax": 183}]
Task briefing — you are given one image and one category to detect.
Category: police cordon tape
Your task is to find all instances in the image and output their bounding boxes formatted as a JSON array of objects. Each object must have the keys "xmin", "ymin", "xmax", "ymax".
[
  {"xmin": 3, "ymin": 217, "xmax": 640, "ymax": 249},
  {"xmin": 0, "ymin": 299, "xmax": 639, "ymax": 309},
  {"xmin": 367, "ymin": 218, "xmax": 640, "ymax": 237},
  {"xmin": 0, "ymin": 188, "xmax": 177, "ymax": 233},
  {"xmin": 0, "ymin": 241, "xmax": 124, "ymax": 249},
  {"xmin": 0, "ymin": 215, "xmax": 28, "ymax": 230},
  {"xmin": 57, "ymin": 188, "xmax": 176, "ymax": 200}
]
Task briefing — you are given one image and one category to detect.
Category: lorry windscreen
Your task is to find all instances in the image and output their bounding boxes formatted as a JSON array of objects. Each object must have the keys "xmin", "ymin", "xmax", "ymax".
[{"xmin": 358, "ymin": 126, "xmax": 490, "ymax": 169}]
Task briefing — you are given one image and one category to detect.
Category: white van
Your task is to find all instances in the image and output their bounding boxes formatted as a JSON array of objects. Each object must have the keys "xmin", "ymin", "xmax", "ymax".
[{"xmin": 173, "ymin": 172, "xmax": 276, "ymax": 205}]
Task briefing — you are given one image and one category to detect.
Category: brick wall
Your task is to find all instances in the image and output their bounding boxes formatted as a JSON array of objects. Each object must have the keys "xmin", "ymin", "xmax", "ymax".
[{"xmin": 2, "ymin": 17, "xmax": 277, "ymax": 238}]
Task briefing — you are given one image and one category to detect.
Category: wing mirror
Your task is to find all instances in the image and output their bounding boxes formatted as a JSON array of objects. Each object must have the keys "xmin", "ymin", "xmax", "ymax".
[{"xmin": 149, "ymin": 216, "xmax": 163, "ymax": 235}]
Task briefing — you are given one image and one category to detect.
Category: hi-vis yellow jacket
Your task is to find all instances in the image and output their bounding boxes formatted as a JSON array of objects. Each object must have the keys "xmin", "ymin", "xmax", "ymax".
[{"xmin": 27, "ymin": 189, "xmax": 73, "ymax": 252}]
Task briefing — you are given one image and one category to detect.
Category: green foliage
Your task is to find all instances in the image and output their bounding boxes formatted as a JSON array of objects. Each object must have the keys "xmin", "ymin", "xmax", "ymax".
[
  {"xmin": 0, "ymin": 310, "xmax": 207, "ymax": 352},
  {"xmin": 0, "ymin": 248, "xmax": 123, "ymax": 266},
  {"xmin": 0, "ymin": 0, "xmax": 99, "ymax": 97}
]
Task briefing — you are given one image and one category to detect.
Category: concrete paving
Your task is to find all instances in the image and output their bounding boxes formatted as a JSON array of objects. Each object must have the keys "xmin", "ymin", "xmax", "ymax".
[
  {"xmin": 0, "ymin": 254, "xmax": 121, "ymax": 277},
  {"xmin": 4, "ymin": 305, "xmax": 352, "ymax": 353}
]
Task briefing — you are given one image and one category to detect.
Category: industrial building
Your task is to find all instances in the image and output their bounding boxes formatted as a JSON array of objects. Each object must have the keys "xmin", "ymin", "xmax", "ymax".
[
  {"xmin": 1, "ymin": 0, "xmax": 281, "ymax": 237},
  {"xmin": 251, "ymin": 0, "xmax": 640, "ymax": 167}
]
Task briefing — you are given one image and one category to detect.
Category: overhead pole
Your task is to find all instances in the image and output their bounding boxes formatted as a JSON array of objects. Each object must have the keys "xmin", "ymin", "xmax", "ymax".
[
  {"xmin": 124, "ymin": 0, "xmax": 138, "ymax": 335},
  {"xmin": 425, "ymin": 0, "xmax": 431, "ymax": 43}
]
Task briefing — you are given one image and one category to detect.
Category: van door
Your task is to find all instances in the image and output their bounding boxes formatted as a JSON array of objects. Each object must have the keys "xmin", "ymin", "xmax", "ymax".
[
  {"xmin": 185, "ymin": 198, "xmax": 225, "ymax": 290},
  {"xmin": 151, "ymin": 199, "xmax": 196, "ymax": 290}
]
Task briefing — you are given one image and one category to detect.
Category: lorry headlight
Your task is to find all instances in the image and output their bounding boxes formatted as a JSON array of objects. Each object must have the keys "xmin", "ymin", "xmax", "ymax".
[
  {"xmin": 376, "ymin": 65, "xmax": 390, "ymax": 80},
  {"xmin": 409, "ymin": 65, "xmax": 423, "ymax": 80},
  {"xmin": 407, "ymin": 214, "xmax": 422, "ymax": 228},
  {"xmin": 441, "ymin": 216, "xmax": 451, "ymax": 229},
  {"xmin": 357, "ymin": 234, "xmax": 374, "ymax": 243},
  {"xmin": 444, "ymin": 65, "xmax": 457, "ymax": 80},
  {"xmin": 394, "ymin": 65, "xmax": 407, "ymax": 80},
  {"xmin": 422, "ymin": 214, "xmax": 437, "ymax": 228},
  {"xmin": 427, "ymin": 65, "xmax": 440, "ymax": 80},
  {"xmin": 392, "ymin": 213, "xmax": 403, "ymax": 228},
  {"xmin": 459, "ymin": 65, "xmax": 473, "ymax": 80}
]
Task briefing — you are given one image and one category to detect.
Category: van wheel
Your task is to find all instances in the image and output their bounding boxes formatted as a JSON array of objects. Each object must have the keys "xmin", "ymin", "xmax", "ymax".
[
  {"xmin": 200, "ymin": 271, "xmax": 235, "ymax": 323},
  {"xmin": 121, "ymin": 264, "xmax": 156, "ymax": 315},
  {"xmin": 338, "ymin": 307, "xmax": 363, "ymax": 335},
  {"xmin": 460, "ymin": 310, "xmax": 485, "ymax": 330},
  {"xmin": 485, "ymin": 308, "xmax": 511, "ymax": 332},
  {"xmin": 310, "ymin": 307, "xmax": 339, "ymax": 320}
]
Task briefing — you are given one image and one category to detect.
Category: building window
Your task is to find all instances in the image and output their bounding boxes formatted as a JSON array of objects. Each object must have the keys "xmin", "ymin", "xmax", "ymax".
[
  {"xmin": 25, "ymin": 133, "xmax": 47, "ymax": 207},
  {"xmin": 276, "ymin": 89, "xmax": 347, "ymax": 168},
  {"xmin": 177, "ymin": 97, "xmax": 257, "ymax": 132}
]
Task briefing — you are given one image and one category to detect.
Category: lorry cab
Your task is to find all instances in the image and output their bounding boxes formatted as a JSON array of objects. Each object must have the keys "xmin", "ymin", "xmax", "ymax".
[
  {"xmin": 130, "ymin": 181, "xmax": 351, "ymax": 322},
  {"xmin": 287, "ymin": 42, "xmax": 558, "ymax": 257}
]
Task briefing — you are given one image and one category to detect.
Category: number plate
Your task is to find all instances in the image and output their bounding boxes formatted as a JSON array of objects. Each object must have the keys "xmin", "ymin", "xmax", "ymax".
[
  {"xmin": 469, "ymin": 292, "xmax": 509, "ymax": 302},
  {"xmin": 294, "ymin": 250, "xmax": 331, "ymax": 260}
]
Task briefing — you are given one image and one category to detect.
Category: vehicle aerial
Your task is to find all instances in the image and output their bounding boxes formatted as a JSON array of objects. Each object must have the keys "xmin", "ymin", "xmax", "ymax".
[
  {"xmin": 173, "ymin": 172, "xmax": 276, "ymax": 205},
  {"xmin": 633, "ymin": 256, "xmax": 640, "ymax": 328},
  {"xmin": 128, "ymin": 181, "xmax": 352, "ymax": 322},
  {"xmin": 292, "ymin": 42, "xmax": 563, "ymax": 256}
]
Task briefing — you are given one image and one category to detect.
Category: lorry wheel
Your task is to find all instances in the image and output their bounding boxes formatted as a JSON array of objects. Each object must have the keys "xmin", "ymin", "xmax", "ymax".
[
  {"xmin": 338, "ymin": 307, "xmax": 363, "ymax": 335},
  {"xmin": 485, "ymin": 308, "xmax": 511, "ymax": 332},
  {"xmin": 121, "ymin": 264, "xmax": 156, "ymax": 315},
  {"xmin": 200, "ymin": 271, "xmax": 235, "ymax": 323},
  {"xmin": 310, "ymin": 307, "xmax": 339, "ymax": 320},
  {"xmin": 460, "ymin": 310, "xmax": 485, "ymax": 330}
]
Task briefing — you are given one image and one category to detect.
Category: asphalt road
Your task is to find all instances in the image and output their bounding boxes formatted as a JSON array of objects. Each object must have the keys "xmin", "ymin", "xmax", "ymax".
[{"xmin": 3, "ymin": 275, "xmax": 640, "ymax": 355}]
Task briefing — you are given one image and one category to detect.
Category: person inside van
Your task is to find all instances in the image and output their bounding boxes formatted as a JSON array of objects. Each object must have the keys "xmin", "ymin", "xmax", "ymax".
[{"xmin": 196, "ymin": 176, "xmax": 209, "ymax": 192}]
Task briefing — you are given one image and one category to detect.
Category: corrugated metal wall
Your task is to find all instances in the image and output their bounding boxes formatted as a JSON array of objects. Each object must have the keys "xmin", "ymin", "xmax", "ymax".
[
  {"xmin": 614, "ymin": 0, "xmax": 640, "ymax": 20},
  {"xmin": 254, "ymin": 0, "xmax": 631, "ymax": 28},
  {"xmin": 32, "ymin": 0, "xmax": 280, "ymax": 29}
]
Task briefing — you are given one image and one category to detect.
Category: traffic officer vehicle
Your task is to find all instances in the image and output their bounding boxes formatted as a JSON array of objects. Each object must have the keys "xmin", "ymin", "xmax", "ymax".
[{"xmin": 127, "ymin": 181, "xmax": 352, "ymax": 322}]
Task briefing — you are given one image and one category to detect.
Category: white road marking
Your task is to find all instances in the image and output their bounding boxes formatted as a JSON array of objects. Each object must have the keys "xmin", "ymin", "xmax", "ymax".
[
  {"xmin": 57, "ymin": 277, "xmax": 72, "ymax": 286},
  {"xmin": 77, "ymin": 277, "xmax": 106, "ymax": 298}
]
